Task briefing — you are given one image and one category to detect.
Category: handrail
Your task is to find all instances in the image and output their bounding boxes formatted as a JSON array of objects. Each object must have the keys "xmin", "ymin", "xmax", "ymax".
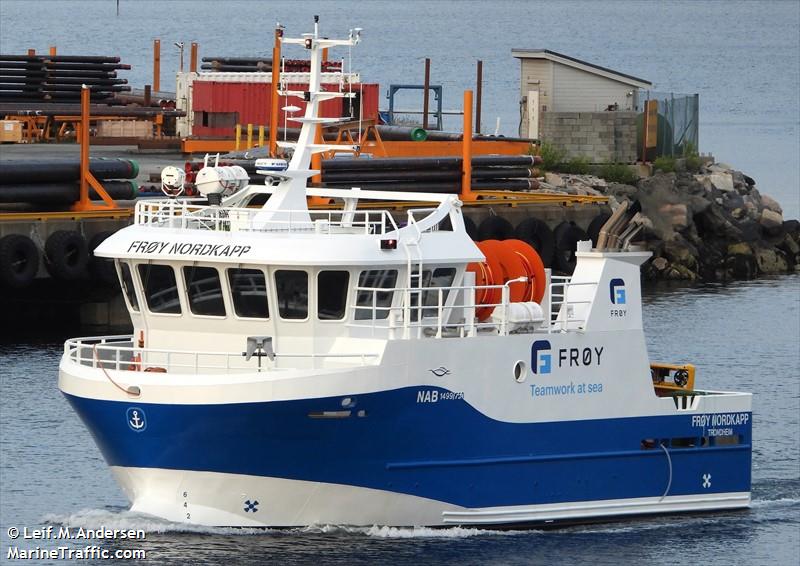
[
  {"xmin": 64, "ymin": 336, "xmax": 379, "ymax": 374},
  {"xmin": 135, "ymin": 200, "xmax": 403, "ymax": 235},
  {"xmin": 549, "ymin": 276, "xmax": 597, "ymax": 331}
]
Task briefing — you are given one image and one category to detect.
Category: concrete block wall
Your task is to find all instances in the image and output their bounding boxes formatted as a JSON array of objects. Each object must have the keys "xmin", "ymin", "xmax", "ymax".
[{"xmin": 540, "ymin": 111, "xmax": 638, "ymax": 163}]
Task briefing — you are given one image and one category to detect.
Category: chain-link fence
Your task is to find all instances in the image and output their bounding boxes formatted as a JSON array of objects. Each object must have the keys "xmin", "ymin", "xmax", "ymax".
[{"xmin": 636, "ymin": 91, "xmax": 699, "ymax": 158}]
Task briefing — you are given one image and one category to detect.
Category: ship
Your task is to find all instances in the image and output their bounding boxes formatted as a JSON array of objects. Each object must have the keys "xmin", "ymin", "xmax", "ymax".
[{"xmin": 58, "ymin": 21, "xmax": 752, "ymax": 528}]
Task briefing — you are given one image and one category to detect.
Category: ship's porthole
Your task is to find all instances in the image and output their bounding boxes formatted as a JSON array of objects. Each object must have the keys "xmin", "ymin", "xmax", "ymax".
[{"xmin": 514, "ymin": 360, "xmax": 527, "ymax": 382}]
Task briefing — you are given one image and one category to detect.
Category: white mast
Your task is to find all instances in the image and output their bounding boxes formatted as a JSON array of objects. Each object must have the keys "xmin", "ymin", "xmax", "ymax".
[{"xmin": 257, "ymin": 17, "xmax": 362, "ymax": 222}]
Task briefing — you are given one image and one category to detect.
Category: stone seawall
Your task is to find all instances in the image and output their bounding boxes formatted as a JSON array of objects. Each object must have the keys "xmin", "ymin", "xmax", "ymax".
[{"xmin": 541, "ymin": 162, "xmax": 799, "ymax": 281}]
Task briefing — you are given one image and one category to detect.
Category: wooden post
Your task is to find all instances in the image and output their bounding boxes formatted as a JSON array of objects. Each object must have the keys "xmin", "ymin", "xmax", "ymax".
[
  {"xmin": 422, "ymin": 58, "xmax": 431, "ymax": 130},
  {"xmin": 269, "ymin": 27, "xmax": 282, "ymax": 157},
  {"xmin": 144, "ymin": 84, "xmax": 151, "ymax": 107},
  {"xmin": 153, "ymin": 39, "xmax": 161, "ymax": 92},
  {"xmin": 475, "ymin": 60, "xmax": 483, "ymax": 134},
  {"xmin": 246, "ymin": 123, "xmax": 253, "ymax": 149},
  {"xmin": 461, "ymin": 90, "xmax": 474, "ymax": 201},
  {"xmin": 190, "ymin": 42, "xmax": 198, "ymax": 73},
  {"xmin": 235, "ymin": 124, "xmax": 241, "ymax": 150},
  {"xmin": 258, "ymin": 125, "xmax": 265, "ymax": 147},
  {"xmin": 49, "ymin": 46, "xmax": 57, "ymax": 57}
]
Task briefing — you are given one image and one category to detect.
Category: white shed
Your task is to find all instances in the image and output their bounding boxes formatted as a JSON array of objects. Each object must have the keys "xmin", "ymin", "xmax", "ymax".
[{"xmin": 511, "ymin": 49, "xmax": 651, "ymax": 139}]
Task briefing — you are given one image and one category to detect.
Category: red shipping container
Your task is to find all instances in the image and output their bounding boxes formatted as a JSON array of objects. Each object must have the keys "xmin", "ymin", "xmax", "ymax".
[{"xmin": 191, "ymin": 81, "xmax": 378, "ymax": 138}]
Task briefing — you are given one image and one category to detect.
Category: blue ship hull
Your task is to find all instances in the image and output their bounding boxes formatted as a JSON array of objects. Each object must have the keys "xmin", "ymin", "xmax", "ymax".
[{"xmin": 64, "ymin": 387, "xmax": 752, "ymax": 512}]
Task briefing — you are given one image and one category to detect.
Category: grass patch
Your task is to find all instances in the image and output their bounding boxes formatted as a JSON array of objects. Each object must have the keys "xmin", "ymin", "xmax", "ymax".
[
  {"xmin": 598, "ymin": 163, "xmax": 639, "ymax": 184},
  {"xmin": 559, "ymin": 156, "xmax": 591, "ymax": 175},
  {"xmin": 535, "ymin": 142, "xmax": 566, "ymax": 172},
  {"xmin": 653, "ymin": 156, "xmax": 676, "ymax": 173}
]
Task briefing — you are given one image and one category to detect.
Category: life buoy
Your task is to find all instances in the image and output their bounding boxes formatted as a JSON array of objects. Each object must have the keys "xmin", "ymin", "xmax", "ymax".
[
  {"xmin": 45, "ymin": 230, "xmax": 88, "ymax": 281},
  {"xmin": 502, "ymin": 239, "xmax": 547, "ymax": 303},
  {"xmin": 88, "ymin": 231, "xmax": 118, "ymax": 285},
  {"xmin": 0, "ymin": 234, "xmax": 40, "ymax": 288},
  {"xmin": 674, "ymin": 369, "xmax": 689, "ymax": 387},
  {"xmin": 514, "ymin": 217, "xmax": 554, "ymax": 268},
  {"xmin": 553, "ymin": 221, "xmax": 588, "ymax": 274},
  {"xmin": 478, "ymin": 215, "xmax": 514, "ymax": 241}
]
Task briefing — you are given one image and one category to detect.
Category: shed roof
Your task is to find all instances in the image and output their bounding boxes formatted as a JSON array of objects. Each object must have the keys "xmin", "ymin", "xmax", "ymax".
[{"xmin": 511, "ymin": 49, "xmax": 652, "ymax": 88}]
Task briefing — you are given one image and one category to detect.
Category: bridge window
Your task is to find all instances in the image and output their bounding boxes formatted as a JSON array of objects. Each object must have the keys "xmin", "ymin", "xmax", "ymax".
[
  {"xmin": 183, "ymin": 266, "xmax": 225, "ymax": 317},
  {"xmin": 118, "ymin": 262, "xmax": 139, "ymax": 312},
  {"xmin": 356, "ymin": 269, "xmax": 398, "ymax": 320},
  {"xmin": 423, "ymin": 267, "xmax": 457, "ymax": 317},
  {"xmin": 318, "ymin": 271, "xmax": 349, "ymax": 320},
  {"xmin": 228, "ymin": 268, "xmax": 269, "ymax": 319},
  {"xmin": 275, "ymin": 270, "xmax": 308, "ymax": 319},
  {"xmin": 138, "ymin": 264, "xmax": 181, "ymax": 314}
]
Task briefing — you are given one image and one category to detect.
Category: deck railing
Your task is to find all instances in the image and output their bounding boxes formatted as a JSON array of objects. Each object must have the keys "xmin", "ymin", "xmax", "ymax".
[
  {"xmin": 134, "ymin": 199, "xmax": 400, "ymax": 235},
  {"xmin": 548, "ymin": 275, "xmax": 597, "ymax": 331},
  {"xmin": 350, "ymin": 274, "xmax": 596, "ymax": 338},
  {"xmin": 64, "ymin": 335, "xmax": 379, "ymax": 374}
]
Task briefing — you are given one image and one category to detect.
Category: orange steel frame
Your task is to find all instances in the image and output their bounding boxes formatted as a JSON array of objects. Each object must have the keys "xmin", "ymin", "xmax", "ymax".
[
  {"xmin": 71, "ymin": 87, "xmax": 119, "ymax": 212},
  {"xmin": 269, "ymin": 27, "xmax": 282, "ymax": 157}
]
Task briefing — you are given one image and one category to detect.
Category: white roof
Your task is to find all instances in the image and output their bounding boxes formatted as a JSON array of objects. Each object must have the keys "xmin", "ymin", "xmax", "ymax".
[{"xmin": 511, "ymin": 49, "xmax": 651, "ymax": 89}]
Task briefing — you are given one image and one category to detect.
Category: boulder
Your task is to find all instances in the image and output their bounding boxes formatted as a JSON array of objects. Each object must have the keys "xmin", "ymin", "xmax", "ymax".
[
  {"xmin": 545, "ymin": 172, "xmax": 565, "ymax": 187},
  {"xmin": 651, "ymin": 256, "xmax": 668, "ymax": 271},
  {"xmin": 754, "ymin": 247, "xmax": 788, "ymax": 273},
  {"xmin": 659, "ymin": 203, "xmax": 690, "ymax": 231},
  {"xmin": 760, "ymin": 194, "xmax": 783, "ymax": 214},
  {"xmin": 759, "ymin": 209, "xmax": 784, "ymax": 235},
  {"xmin": 708, "ymin": 172, "xmax": 735, "ymax": 192}
]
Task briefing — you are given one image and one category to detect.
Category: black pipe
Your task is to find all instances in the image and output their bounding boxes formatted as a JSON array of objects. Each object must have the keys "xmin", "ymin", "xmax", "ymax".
[
  {"xmin": 0, "ymin": 180, "xmax": 138, "ymax": 204},
  {"xmin": 0, "ymin": 158, "xmax": 139, "ymax": 184},
  {"xmin": 0, "ymin": 77, "xmax": 127, "ymax": 86},
  {"xmin": 0, "ymin": 104, "xmax": 185, "ymax": 117},
  {"xmin": 202, "ymin": 56, "xmax": 273, "ymax": 65},
  {"xmin": 321, "ymin": 166, "xmax": 534, "ymax": 183},
  {"xmin": 0, "ymin": 92, "xmax": 115, "ymax": 100},
  {"xmin": 41, "ymin": 62, "xmax": 130, "ymax": 71},
  {"xmin": 0, "ymin": 62, "xmax": 46, "ymax": 69},
  {"xmin": 44, "ymin": 69, "xmax": 118, "ymax": 78},
  {"xmin": 322, "ymin": 155, "xmax": 538, "ymax": 172},
  {"xmin": 0, "ymin": 54, "xmax": 121, "ymax": 63},
  {"xmin": 320, "ymin": 178, "xmax": 538, "ymax": 193}
]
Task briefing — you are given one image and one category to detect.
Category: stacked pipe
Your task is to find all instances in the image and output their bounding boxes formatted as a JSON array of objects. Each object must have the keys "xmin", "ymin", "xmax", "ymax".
[
  {"xmin": 0, "ymin": 54, "xmax": 131, "ymax": 103},
  {"xmin": 180, "ymin": 155, "xmax": 542, "ymax": 195},
  {"xmin": 200, "ymin": 57, "xmax": 342, "ymax": 73},
  {"xmin": 319, "ymin": 155, "xmax": 542, "ymax": 193},
  {"xmin": 0, "ymin": 104, "xmax": 185, "ymax": 118},
  {"xmin": 0, "ymin": 158, "xmax": 139, "ymax": 207}
]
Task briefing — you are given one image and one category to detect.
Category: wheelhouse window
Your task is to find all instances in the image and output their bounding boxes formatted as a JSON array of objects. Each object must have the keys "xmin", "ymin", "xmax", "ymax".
[
  {"xmin": 275, "ymin": 270, "xmax": 308, "ymax": 319},
  {"xmin": 228, "ymin": 268, "xmax": 269, "ymax": 319},
  {"xmin": 356, "ymin": 269, "xmax": 398, "ymax": 320},
  {"xmin": 411, "ymin": 267, "xmax": 457, "ymax": 320},
  {"xmin": 183, "ymin": 266, "xmax": 225, "ymax": 317},
  {"xmin": 423, "ymin": 267, "xmax": 457, "ymax": 315},
  {"xmin": 138, "ymin": 264, "xmax": 181, "ymax": 314},
  {"xmin": 118, "ymin": 262, "xmax": 139, "ymax": 312},
  {"xmin": 318, "ymin": 271, "xmax": 349, "ymax": 320}
]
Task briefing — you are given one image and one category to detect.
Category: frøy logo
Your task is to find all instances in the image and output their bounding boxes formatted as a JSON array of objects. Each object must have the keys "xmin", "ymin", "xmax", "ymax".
[
  {"xmin": 531, "ymin": 340, "xmax": 552, "ymax": 374},
  {"xmin": 609, "ymin": 278, "xmax": 626, "ymax": 305}
]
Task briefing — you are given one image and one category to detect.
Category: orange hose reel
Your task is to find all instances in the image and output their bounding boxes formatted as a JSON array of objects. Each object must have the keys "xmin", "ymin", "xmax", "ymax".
[{"xmin": 467, "ymin": 239, "xmax": 547, "ymax": 321}]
